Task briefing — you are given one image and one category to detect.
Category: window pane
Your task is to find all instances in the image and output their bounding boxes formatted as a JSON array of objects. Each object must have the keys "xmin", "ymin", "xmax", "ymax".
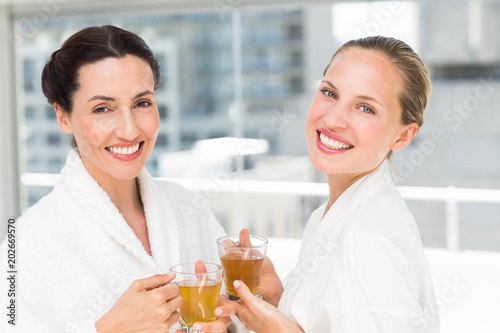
[{"xmin": 14, "ymin": 2, "xmax": 500, "ymax": 250}]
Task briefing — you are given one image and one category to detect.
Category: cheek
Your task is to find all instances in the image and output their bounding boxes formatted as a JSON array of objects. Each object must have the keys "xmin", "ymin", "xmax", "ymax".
[
  {"xmin": 72, "ymin": 118, "xmax": 114, "ymax": 157},
  {"xmin": 141, "ymin": 112, "xmax": 160, "ymax": 137},
  {"xmin": 360, "ymin": 123, "xmax": 395, "ymax": 152},
  {"xmin": 305, "ymin": 99, "xmax": 323, "ymax": 129}
]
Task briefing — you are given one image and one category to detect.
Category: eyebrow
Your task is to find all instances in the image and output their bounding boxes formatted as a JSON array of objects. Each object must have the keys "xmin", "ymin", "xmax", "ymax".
[
  {"xmin": 87, "ymin": 90, "xmax": 154, "ymax": 103},
  {"xmin": 355, "ymin": 94, "xmax": 384, "ymax": 108},
  {"xmin": 320, "ymin": 80, "xmax": 384, "ymax": 107}
]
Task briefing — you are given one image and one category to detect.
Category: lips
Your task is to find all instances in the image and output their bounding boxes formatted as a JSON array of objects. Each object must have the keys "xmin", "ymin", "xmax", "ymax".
[
  {"xmin": 317, "ymin": 131, "xmax": 353, "ymax": 150},
  {"xmin": 105, "ymin": 142, "xmax": 142, "ymax": 155}
]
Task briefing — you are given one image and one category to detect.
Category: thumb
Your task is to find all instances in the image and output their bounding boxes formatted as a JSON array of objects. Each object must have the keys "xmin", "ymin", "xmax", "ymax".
[
  {"xmin": 239, "ymin": 228, "xmax": 252, "ymax": 248},
  {"xmin": 233, "ymin": 280, "xmax": 257, "ymax": 305},
  {"xmin": 132, "ymin": 273, "xmax": 176, "ymax": 291},
  {"xmin": 195, "ymin": 259, "xmax": 208, "ymax": 274}
]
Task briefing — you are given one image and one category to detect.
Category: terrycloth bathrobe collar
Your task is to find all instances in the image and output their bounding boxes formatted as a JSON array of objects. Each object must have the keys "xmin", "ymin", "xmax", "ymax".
[{"xmin": 60, "ymin": 149, "xmax": 181, "ymax": 269}]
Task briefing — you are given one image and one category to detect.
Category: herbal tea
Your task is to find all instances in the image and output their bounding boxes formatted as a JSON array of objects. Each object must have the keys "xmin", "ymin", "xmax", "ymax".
[
  {"xmin": 220, "ymin": 253, "xmax": 265, "ymax": 296},
  {"xmin": 177, "ymin": 279, "xmax": 222, "ymax": 326}
]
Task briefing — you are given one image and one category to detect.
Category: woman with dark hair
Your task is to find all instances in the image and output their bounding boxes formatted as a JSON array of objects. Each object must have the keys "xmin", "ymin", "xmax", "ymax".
[{"xmin": 0, "ymin": 25, "xmax": 238, "ymax": 332}]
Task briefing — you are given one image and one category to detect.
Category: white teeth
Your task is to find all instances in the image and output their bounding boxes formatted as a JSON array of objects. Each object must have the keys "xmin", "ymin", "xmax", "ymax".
[
  {"xmin": 107, "ymin": 143, "xmax": 141, "ymax": 155},
  {"xmin": 319, "ymin": 133, "xmax": 352, "ymax": 150}
]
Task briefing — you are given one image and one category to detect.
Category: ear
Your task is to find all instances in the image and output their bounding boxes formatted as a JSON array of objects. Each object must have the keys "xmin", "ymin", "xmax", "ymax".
[
  {"xmin": 390, "ymin": 122, "xmax": 418, "ymax": 151},
  {"xmin": 54, "ymin": 103, "xmax": 73, "ymax": 134}
]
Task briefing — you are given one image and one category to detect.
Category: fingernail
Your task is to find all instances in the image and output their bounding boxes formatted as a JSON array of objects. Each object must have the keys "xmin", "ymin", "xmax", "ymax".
[
  {"xmin": 233, "ymin": 280, "xmax": 241, "ymax": 289},
  {"xmin": 193, "ymin": 323, "xmax": 202, "ymax": 331},
  {"xmin": 215, "ymin": 308, "xmax": 223, "ymax": 316}
]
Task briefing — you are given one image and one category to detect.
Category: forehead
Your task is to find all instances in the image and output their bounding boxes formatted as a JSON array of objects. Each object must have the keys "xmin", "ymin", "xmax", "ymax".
[
  {"xmin": 76, "ymin": 55, "xmax": 154, "ymax": 93},
  {"xmin": 326, "ymin": 48, "xmax": 403, "ymax": 103}
]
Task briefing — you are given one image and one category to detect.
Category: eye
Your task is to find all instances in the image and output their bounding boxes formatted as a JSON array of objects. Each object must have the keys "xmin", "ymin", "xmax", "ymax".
[
  {"xmin": 359, "ymin": 105, "xmax": 375, "ymax": 114},
  {"xmin": 321, "ymin": 89, "xmax": 337, "ymax": 100},
  {"xmin": 135, "ymin": 100, "xmax": 152, "ymax": 108},
  {"xmin": 93, "ymin": 106, "xmax": 109, "ymax": 113}
]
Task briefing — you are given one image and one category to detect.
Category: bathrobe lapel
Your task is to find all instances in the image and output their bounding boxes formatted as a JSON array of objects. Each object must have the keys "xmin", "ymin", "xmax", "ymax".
[
  {"xmin": 138, "ymin": 168, "xmax": 181, "ymax": 271},
  {"xmin": 300, "ymin": 161, "xmax": 393, "ymax": 259},
  {"xmin": 59, "ymin": 150, "xmax": 181, "ymax": 270}
]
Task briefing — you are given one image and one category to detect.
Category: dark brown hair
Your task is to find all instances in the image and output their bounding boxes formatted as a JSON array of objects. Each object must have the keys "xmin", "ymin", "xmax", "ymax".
[
  {"xmin": 41, "ymin": 25, "xmax": 160, "ymax": 148},
  {"xmin": 42, "ymin": 25, "xmax": 161, "ymax": 114}
]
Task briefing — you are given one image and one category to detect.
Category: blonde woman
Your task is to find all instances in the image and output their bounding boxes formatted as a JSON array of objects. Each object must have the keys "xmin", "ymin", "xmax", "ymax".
[{"xmin": 214, "ymin": 36, "xmax": 439, "ymax": 333}]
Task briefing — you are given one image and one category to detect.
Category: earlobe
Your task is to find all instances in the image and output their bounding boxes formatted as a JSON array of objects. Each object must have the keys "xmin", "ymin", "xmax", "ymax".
[
  {"xmin": 54, "ymin": 104, "xmax": 73, "ymax": 134},
  {"xmin": 390, "ymin": 122, "xmax": 419, "ymax": 151}
]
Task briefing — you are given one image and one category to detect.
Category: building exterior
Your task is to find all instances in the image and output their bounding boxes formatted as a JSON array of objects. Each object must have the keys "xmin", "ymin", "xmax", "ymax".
[{"xmin": 15, "ymin": 2, "xmax": 500, "ymax": 251}]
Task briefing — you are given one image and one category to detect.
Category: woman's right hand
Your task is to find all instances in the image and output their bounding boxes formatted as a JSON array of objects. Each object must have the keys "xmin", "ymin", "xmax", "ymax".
[
  {"xmin": 95, "ymin": 273, "xmax": 182, "ymax": 332},
  {"xmin": 217, "ymin": 280, "xmax": 304, "ymax": 333}
]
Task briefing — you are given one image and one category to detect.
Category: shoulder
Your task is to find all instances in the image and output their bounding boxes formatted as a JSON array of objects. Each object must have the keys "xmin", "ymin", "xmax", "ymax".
[
  {"xmin": 345, "ymin": 182, "xmax": 426, "ymax": 267},
  {"xmin": 17, "ymin": 186, "xmax": 62, "ymax": 230},
  {"xmin": 345, "ymin": 192, "xmax": 430, "ymax": 286},
  {"xmin": 354, "ymin": 183, "xmax": 419, "ymax": 239}
]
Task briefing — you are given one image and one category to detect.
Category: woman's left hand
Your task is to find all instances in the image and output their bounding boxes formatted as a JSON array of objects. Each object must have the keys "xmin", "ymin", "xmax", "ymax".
[
  {"xmin": 238, "ymin": 229, "xmax": 283, "ymax": 307},
  {"xmin": 259, "ymin": 257, "xmax": 283, "ymax": 307},
  {"xmin": 215, "ymin": 280, "xmax": 303, "ymax": 333},
  {"xmin": 178, "ymin": 295, "xmax": 232, "ymax": 332}
]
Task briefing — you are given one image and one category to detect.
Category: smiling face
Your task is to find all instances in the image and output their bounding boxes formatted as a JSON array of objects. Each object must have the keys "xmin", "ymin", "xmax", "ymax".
[
  {"xmin": 306, "ymin": 48, "xmax": 418, "ymax": 183},
  {"xmin": 55, "ymin": 54, "xmax": 159, "ymax": 183}
]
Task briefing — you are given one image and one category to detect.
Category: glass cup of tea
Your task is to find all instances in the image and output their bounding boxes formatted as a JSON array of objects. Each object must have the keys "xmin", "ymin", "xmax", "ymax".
[
  {"xmin": 216, "ymin": 234, "xmax": 268, "ymax": 302},
  {"xmin": 170, "ymin": 262, "xmax": 223, "ymax": 333}
]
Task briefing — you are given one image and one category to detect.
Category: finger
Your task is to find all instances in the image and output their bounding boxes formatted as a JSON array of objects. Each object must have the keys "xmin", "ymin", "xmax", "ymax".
[
  {"xmin": 263, "ymin": 257, "xmax": 276, "ymax": 272},
  {"xmin": 239, "ymin": 228, "xmax": 252, "ymax": 248},
  {"xmin": 239, "ymin": 229, "xmax": 257, "ymax": 260},
  {"xmin": 165, "ymin": 294, "xmax": 184, "ymax": 312},
  {"xmin": 156, "ymin": 283, "xmax": 180, "ymax": 302},
  {"xmin": 164, "ymin": 309, "xmax": 180, "ymax": 329},
  {"xmin": 131, "ymin": 273, "xmax": 175, "ymax": 291},
  {"xmin": 215, "ymin": 295, "xmax": 238, "ymax": 317},
  {"xmin": 233, "ymin": 280, "xmax": 259, "ymax": 306},
  {"xmin": 221, "ymin": 238, "xmax": 240, "ymax": 257},
  {"xmin": 193, "ymin": 316, "xmax": 232, "ymax": 332},
  {"xmin": 156, "ymin": 294, "xmax": 183, "ymax": 323},
  {"xmin": 195, "ymin": 259, "xmax": 208, "ymax": 282},
  {"xmin": 195, "ymin": 259, "xmax": 208, "ymax": 274}
]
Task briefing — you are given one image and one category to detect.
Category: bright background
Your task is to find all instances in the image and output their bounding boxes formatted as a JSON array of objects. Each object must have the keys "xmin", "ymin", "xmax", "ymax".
[{"xmin": 0, "ymin": 0, "xmax": 499, "ymax": 331}]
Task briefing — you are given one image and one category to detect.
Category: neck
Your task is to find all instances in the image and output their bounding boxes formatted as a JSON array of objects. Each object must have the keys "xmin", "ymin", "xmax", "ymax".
[
  {"xmin": 325, "ymin": 174, "xmax": 360, "ymax": 213},
  {"xmin": 81, "ymin": 159, "xmax": 144, "ymax": 217},
  {"xmin": 324, "ymin": 161, "xmax": 385, "ymax": 216},
  {"xmin": 102, "ymin": 177, "xmax": 143, "ymax": 214}
]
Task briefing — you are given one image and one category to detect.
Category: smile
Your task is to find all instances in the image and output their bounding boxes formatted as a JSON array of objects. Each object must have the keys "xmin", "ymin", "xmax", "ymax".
[
  {"xmin": 105, "ymin": 142, "xmax": 142, "ymax": 155},
  {"xmin": 319, "ymin": 132, "xmax": 353, "ymax": 150}
]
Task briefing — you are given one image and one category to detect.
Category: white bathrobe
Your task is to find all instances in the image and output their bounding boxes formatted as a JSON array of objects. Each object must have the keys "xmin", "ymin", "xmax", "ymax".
[
  {"xmin": 0, "ymin": 150, "xmax": 228, "ymax": 332},
  {"xmin": 278, "ymin": 161, "xmax": 439, "ymax": 333}
]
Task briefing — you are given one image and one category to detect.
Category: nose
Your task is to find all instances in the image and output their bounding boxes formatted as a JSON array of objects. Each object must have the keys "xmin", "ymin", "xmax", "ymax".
[
  {"xmin": 116, "ymin": 108, "xmax": 140, "ymax": 141},
  {"xmin": 324, "ymin": 102, "xmax": 349, "ymax": 129}
]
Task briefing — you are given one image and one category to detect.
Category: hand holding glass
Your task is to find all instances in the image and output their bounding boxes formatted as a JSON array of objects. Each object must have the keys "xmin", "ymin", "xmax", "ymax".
[
  {"xmin": 170, "ymin": 261, "xmax": 223, "ymax": 332},
  {"xmin": 217, "ymin": 234, "xmax": 268, "ymax": 302}
]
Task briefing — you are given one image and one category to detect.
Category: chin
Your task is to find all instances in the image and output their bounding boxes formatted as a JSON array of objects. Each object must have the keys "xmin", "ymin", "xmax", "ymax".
[
  {"xmin": 112, "ymin": 165, "xmax": 145, "ymax": 180},
  {"xmin": 309, "ymin": 156, "xmax": 334, "ymax": 175}
]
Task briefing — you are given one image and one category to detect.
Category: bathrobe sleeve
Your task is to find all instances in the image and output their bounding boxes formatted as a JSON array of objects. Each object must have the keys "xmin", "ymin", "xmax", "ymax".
[{"xmin": 343, "ymin": 198, "xmax": 439, "ymax": 332}]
